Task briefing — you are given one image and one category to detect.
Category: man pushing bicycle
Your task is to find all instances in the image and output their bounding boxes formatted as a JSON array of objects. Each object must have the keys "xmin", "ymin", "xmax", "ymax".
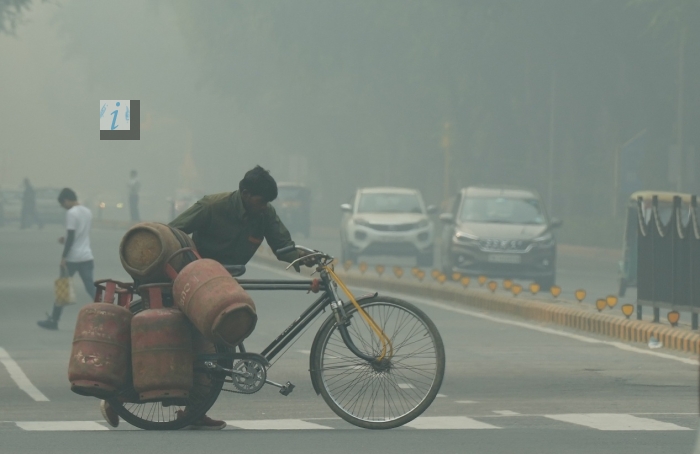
[{"xmin": 101, "ymin": 165, "xmax": 312, "ymax": 430}]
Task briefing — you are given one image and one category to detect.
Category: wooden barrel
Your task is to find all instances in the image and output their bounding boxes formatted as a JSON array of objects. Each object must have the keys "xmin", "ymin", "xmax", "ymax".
[{"xmin": 119, "ymin": 223, "xmax": 196, "ymax": 284}]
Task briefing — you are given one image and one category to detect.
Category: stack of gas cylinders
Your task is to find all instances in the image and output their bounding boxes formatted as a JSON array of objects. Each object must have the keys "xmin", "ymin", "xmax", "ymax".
[{"xmin": 68, "ymin": 222, "xmax": 257, "ymax": 402}]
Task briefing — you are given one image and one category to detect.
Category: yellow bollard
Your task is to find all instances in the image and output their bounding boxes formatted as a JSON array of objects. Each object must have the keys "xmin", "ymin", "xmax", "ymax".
[
  {"xmin": 595, "ymin": 299, "xmax": 607, "ymax": 312},
  {"xmin": 511, "ymin": 284, "xmax": 523, "ymax": 296},
  {"xmin": 375, "ymin": 265, "xmax": 385, "ymax": 276},
  {"xmin": 478, "ymin": 275, "xmax": 487, "ymax": 286},
  {"xmin": 343, "ymin": 260, "xmax": 353, "ymax": 271},
  {"xmin": 621, "ymin": 304, "xmax": 634, "ymax": 319},
  {"xmin": 667, "ymin": 311, "xmax": 680, "ymax": 327},
  {"xmin": 606, "ymin": 295, "xmax": 618, "ymax": 308},
  {"xmin": 574, "ymin": 289, "xmax": 586, "ymax": 302},
  {"xmin": 358, "ymin": 262, "xmax": 368, "ymax": 274},
  {"xmin": 393, "ymin": 267, "xmax": 404, "ymax": 278},
  {"xmin": 452, "ymin": 272, "xmax": 462, "ymax": 282},
  {"xmin": 488, "ymin": 281, "xmax": 498, "ymax": 293},
  {"xmin": 503, "ymin": 279, "xmax": 513, "ymax": 290},
  {"xmin": 529, "ymin": 282, "xmax": 540, "ymax": 295},
  {"xmin": 460, "ymin": 276, "xmax": 471, "ymax": 288},
  {"xmin": 550, "ymin": 285, "xmax": 562, "ymax": 298}
]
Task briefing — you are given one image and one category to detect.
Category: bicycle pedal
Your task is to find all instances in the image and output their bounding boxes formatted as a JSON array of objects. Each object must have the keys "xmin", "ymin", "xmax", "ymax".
[{"xmin": 279, "ymin": 382, "xmax": 295, "ymax": 396}]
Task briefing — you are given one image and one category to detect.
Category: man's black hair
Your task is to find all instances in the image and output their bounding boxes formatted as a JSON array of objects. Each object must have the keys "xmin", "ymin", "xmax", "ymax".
[
  {"xmin": 239, "ymin": 165, "xmax": 278, "ymax": 202},
  {"xmin": 57, "ymin": 188, "xmax": 77, "ymax": 204}
]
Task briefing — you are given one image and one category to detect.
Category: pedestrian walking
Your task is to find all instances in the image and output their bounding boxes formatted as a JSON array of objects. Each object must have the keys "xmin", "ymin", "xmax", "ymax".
[
  {"xmin": 128, "ymin": 170, "xmax": 140, "ymax": 222},
  {"xmin": 37, "ymin": 188, "xmax": 96, "ymax": 330},
  {"xmin": 20, "ymin": 178, "xmax": 43, "ymax": 229}
]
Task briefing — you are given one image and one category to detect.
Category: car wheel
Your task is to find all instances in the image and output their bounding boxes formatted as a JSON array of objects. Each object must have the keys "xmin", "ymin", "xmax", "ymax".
[
  {"xmin": 341, "ymin": 241, "xmax": 357, "ymax": 263},
  {"xmin": 618, "ymin": 278, "xmax": 627, "ymax": 298},
  {"xmin": 536, "ymin": 272, "xmax": 556, "ymax": 291},
  {"xmin": 417, "ymin": 250, "xmax": 434, "ymax": 268},
  {"xmin": 440, "ymin": 253, "xmax": 452, "ymax": 275}
]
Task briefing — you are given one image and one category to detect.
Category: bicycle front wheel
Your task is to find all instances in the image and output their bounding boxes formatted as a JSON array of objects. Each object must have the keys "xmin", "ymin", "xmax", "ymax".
[{"xmin": 311, "ymin": 296, "xmax": 445, "ymax": 429}]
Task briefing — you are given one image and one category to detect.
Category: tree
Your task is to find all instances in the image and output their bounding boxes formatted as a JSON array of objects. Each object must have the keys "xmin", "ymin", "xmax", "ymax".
[{"xmin": 0, "ymin": 0, "xmax": 38, "ymax": 35}]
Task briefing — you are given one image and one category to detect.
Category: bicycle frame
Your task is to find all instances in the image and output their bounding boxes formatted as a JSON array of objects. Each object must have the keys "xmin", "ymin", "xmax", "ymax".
[{"xmin": 197, "ymin": 265, "xmax": 383, "ymax": 368}]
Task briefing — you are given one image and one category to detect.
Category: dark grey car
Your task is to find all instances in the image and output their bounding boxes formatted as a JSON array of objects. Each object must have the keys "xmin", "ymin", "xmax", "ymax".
[{"xmin": 439, "ymin": 186, "xmax": 562, "ymax": 288}]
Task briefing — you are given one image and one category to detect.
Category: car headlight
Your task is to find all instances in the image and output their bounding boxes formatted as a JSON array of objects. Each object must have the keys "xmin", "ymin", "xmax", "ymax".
[
  {"xmin": 417, "ymin": 219, "xmax": 430, "ymax": 228},
  {"xmin": 534, "ymin": 232, "xmax": 554, "ymax": 246},
  {"xmin": 454, "ymin": 231, "xmax": 479, "ymax": 242},
  {"xmin": 534, "ymin": 232, "xmax": 553, "ymax": 242},
  {"xmin": 353, "ymin": 218, "xmax": 371, "ymax": 227}
]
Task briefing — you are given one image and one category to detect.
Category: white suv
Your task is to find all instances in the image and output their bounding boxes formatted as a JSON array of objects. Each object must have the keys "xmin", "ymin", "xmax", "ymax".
[{"xmin": 340, "ymin": 187, "xmax": 436, "ymax": 266}]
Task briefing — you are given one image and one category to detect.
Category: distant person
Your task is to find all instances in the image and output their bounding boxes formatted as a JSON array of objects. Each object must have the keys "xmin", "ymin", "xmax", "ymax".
[
  {"xmin": 37, "ymin": 188, "xmax": 95, "ymax": 330},
  {"xmin": 128, "ymin": 170, "xmax": 140, "ymax": 222},
  {"xmin": 20, "ymin": 178, "xmax": 43, "ymax": 229}
]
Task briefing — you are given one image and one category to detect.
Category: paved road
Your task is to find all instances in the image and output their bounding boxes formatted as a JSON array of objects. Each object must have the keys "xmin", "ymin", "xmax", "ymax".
[{"xmin": 0, "ymin": 227, "xmax": 697, "ymax": 453}]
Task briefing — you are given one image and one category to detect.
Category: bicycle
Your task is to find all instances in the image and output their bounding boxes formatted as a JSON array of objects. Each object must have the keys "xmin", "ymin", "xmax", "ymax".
[{"xmin": 108, "ymin": 245, "xmax": 445, "ymax": 430}]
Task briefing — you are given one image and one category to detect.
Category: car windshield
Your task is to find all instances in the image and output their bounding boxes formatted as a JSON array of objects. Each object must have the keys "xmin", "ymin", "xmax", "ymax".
[
  {"xmin": 277, "ymin": 187, "xmax": 306, "ymax": 202},
  {"xmin": 357, "ymin": 193, "xmax": 423, "ymax": 214},
  {"xmin": 459, "ymin": 197, "xmax": 546, "ymax": 225}
]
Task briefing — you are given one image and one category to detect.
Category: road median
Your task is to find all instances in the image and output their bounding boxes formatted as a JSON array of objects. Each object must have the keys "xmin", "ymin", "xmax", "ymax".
[{"xmin": 254, "ymin": 249, "xmax": 700, "ymax": 356}]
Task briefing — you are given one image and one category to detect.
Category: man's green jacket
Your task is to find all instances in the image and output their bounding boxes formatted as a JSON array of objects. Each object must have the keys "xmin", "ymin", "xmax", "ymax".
[{"xmin": 169, "ymin": 190, "xmax": 298, "ymax": 265}]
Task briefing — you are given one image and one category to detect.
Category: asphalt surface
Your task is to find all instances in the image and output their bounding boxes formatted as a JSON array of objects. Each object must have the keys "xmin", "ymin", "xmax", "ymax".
[{"xmin": 0, "ymin": 226, "xmax": 698, "ymax": 454}]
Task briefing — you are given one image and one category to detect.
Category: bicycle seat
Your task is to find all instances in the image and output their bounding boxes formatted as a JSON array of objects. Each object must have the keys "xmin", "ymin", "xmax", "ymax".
[{"xmin": 223, "ymin": 264, "xmax": 246, "ymax": 277}]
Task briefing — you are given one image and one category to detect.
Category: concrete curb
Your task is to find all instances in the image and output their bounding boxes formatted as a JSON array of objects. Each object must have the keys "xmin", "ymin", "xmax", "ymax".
[{"xmin": 253, "ymin": 250, "xmax": 700, "ymax": 356}]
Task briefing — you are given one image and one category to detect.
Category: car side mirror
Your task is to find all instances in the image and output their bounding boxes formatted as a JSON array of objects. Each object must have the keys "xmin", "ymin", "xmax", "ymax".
[
  {"xmin": 340, "ymin": 203, "xmax": 353, "ymax": 212},
  {"xmin": 426, "ymin": 205, "xmax": 438, "ymax": 214},
  {"xmin": 550, "ymin": 218, "xmax": 563, "ymax": 229},
  {"xmin": 439, "ymin": 213, "xmax": 455, "ymax": 224}
]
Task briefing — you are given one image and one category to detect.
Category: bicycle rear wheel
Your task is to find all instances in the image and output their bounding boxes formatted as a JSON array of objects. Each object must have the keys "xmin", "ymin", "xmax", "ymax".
[
  {"xmin": 107, "ymin": 300, "xmax": 229, "ymax": 430},
  {"xmin": 311, "ymin": 296, "xmax": 445, "ymax": 429}
]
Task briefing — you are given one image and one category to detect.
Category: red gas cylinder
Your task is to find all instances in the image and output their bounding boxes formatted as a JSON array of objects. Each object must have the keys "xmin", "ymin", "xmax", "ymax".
[
  {"xmin": 131, "ymin": 284, "xmax": 193, "ymax": 402},
  {"xmin": 68, "ymin": 281, "xmax": 132, "ymax": 398},
  {"xmin": 168, "ymin": 249, "xmax": 257, "ymax": 347}
]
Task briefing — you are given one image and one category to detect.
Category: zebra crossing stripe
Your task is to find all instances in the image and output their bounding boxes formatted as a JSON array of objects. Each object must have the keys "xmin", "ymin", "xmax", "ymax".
[
  {"xmin": 16, "ymin": 421, "xmax": 108, "ymax": 431},
  {"xmin": 225, "ymin": 419, "xmax": 333, "ymax": 430},
  {"xmin": 404, "ymin": 416, "xmax": 500, "ymax": 430},
  {"xmin": 544, "ymin": 414, "xmax": 692, "ymax": 431}
]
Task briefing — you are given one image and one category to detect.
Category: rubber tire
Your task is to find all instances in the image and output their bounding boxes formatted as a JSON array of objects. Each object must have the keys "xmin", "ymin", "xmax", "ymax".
[
  {"xmin": 417, "ymin": 250, "xmax": 434, "ymax": 268},
  {"xmin": 108, "ymin": 301, "xmax": 227, "ymax": 430},
  {"xmin": 536, "ymin": 271, "xmax": 556, "ymax": 291},
  {"xmin": 618, "ymin": 278, "xmax": 627, "ymax": 298},
  {"xmin": 310, "ymin": 296, "xmax": 445, "ymax": 429},
  {"xmin": 340, "ymin": 241, "xmax": 357, "ymax": 264}
]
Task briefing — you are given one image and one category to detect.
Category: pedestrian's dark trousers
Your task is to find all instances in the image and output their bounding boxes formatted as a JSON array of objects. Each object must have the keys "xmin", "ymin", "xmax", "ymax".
[
  {"xmin": 129, "ymin": 194, "xmax": 140, "ymax": 221},
  {"xmin": 20, "ymin": 207, "xmax": 42, "ymax": 229},
  {"xmin": 51, "ymin": 260, "xmax": 96, "ymax": 322}
]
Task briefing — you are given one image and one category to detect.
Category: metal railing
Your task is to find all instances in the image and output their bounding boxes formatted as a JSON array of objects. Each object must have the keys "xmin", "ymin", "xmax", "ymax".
[{"xmin": 637, "ymin": 194, "xmax": 700, "ymax": 328}]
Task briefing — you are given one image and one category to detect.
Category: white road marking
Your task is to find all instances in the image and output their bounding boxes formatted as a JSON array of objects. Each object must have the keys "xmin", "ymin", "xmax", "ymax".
[
  {"xmin": 398, "ymin": 383, "xmax": 415, "ymax": 389},
  {"xmin": 225, "ymin": 419, "xmax": 333, "ymax": 430},
  {"xmin": 405, "ymin": 416, "xmax": 499, "ymax": 430},
  {"xmin": 296, "ymin": 349, "xmax": 311, "ymax": 355},
  {"xmin": 493, "ymin": 410, "xmax": 520, "ymax": 416},
  {"xmin": 455, "ymin": 400, "xmax": 478, "ymax": 404},
  {"xmin": 0, "ymin": 347, "xmax": 49, "ymax": 402},
  {"xmin": 544, "ymin": 413, "xmax": 692, "ymax": 431},
  {"xmin": 249, "ymin": 261, "xmax": 698, "ymax": 366},
  {"xmin": 436, "ymin": 393, "xmax": 447, "ymax": 398},
  {"xmin": 16, "ymin": 421, "xmax": 107, "ymax": 431}
]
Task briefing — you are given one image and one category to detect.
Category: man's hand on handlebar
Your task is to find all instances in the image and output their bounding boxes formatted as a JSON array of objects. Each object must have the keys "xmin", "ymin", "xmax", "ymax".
[{"xmin": 279, "ymin": 245, "xmax": 331, "ymax": 272}]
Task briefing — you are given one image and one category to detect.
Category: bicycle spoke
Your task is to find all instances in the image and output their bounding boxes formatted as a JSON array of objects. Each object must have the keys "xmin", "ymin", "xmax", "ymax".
[{"xmin": 319, "ymin": 299, "xmax": 442, "ymax": 425}]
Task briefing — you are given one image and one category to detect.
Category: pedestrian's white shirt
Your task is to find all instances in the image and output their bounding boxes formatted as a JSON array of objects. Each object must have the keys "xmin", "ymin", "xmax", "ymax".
[{"xmin": 65, "ymin": 205, "xmax": 94, "ymax": 262}]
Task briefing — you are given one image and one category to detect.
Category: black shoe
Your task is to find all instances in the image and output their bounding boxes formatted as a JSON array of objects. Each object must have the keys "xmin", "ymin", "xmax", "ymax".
[{"xmin": 37, "ymin": 318, "xmax": 58, "ymax": 330}]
